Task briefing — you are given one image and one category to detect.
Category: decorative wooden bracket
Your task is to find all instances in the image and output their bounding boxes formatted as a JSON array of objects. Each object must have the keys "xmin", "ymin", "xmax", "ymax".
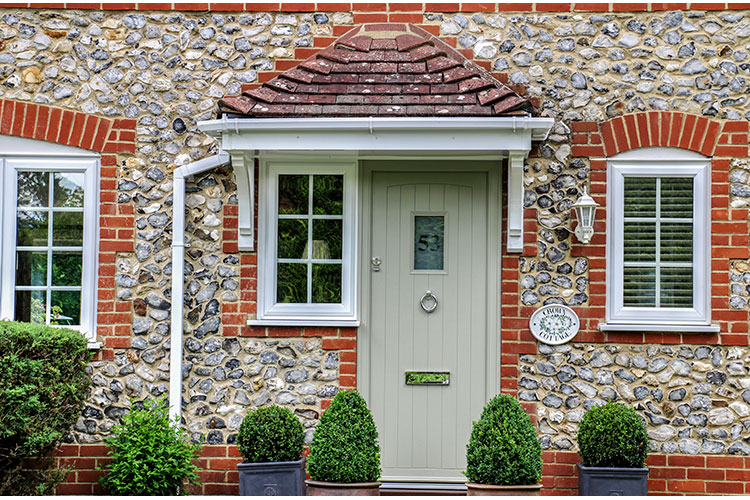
[
  {"xmin": 506, "ymin": 150, "xmax": 528, "ymax": 253},
  {"xmin": 232, "ymin": 151, "xmax": 255, "ymax": 251}
]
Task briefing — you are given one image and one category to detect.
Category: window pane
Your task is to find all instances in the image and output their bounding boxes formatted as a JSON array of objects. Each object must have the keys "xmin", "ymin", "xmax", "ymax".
[
  {"xmin": 660, "ymin": 267, "xmax": 693, "ymax": 307},
  {"xmin": 277, "ymin": 263, "xmax": 307, "ymax": 303},
  {"xmin": 312, "ymin": 219, "xmax": 342, "ymax": 259},
  {"xmin": 52, "ymin": 252, "xmax": 83, "ymax": 286},
  {"xmin": 623, "ymin": 267, "xmax": 655, "ymax": 307},
  {"xmin": 313, "ymin": 175, "xmax": 343, "ymax": 215},
  {"xmin": 17, "ymin": 171, "xmax": 49, "ymax": 207},
  {"xmin": 53, "ymin": 172, "xmax": 85, "ymax": 208},
  {"xmin": 661, "ymin": 222, "xmax": 692, "ymax": 263},
  {"xmin": 414, "ymin": 215, "xmax": 445, "ymax": 270},
  {"xmin": 51, "ymin": 290, "xmax": 81, "ymax": 325},
  {"xmin": 661, "ymin": 178, "xmax": 693, "ymax": 218},
  {"xmin": 623, "ymin": 222, "xmax": 655, "ymax": 262},
  {"xmin": 16, "ymin": 251, "xmax": 47, "ymax": 286},
  {"xmin": 278, "ymin": 175, "xmax": 308, "ymax": 215},
  {"xmin": 17, "ymin": 211, "xmax": 48, "ymax": 247},
  {"xmin": 624, "ymin": 177, "xmax": 656, "ymax": 218},
  {"xmin": 312, "ymin": 264, "xmax": 342, "ymax": 303},
  {"xmin": 15, "ymin": 290, "xmax": 46, "ymax": 324},
  {"xmin": 278, "ymin": 219, "xmax": 308, "ymax": 259},
  {"xmin": 52, "ymin": 212, "xmax": 84, "ymax": 246}
]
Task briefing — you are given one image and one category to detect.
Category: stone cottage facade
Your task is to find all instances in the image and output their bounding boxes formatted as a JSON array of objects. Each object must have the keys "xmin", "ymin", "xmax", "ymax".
[{"xmin": 1, "ymin": 1, "xmax": 750, "ymax": 495}]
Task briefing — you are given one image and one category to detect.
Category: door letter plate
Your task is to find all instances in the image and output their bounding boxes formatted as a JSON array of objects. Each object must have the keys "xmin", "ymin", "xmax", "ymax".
[{"xmin": 405, "ymin": 371, "xmax": 450, "ymax": 386}]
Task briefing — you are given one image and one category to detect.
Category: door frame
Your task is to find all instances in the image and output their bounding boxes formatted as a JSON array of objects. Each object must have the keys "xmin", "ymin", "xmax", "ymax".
[{"xmin": 357, "ymin": 158, "xmax": 502, "ymax": 416}]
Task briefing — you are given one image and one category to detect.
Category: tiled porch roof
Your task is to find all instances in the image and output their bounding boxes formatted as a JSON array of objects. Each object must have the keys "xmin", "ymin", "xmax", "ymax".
[{"xmin": 218, "ymin": 23, "xmax": 535, "ymax": 118}]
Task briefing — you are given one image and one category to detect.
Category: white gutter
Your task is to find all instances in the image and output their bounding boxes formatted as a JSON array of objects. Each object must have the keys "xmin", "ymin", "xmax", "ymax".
[
  {"xmin": 169, "ymin": 152, "xmax": 231, "ymax": 423},
  {"xmin": 200, "ymin": 116, "xmax": 553, "ymax": 142}
]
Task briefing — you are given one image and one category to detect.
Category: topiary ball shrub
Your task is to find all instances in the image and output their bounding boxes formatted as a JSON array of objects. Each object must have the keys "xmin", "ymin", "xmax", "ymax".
[
  {"xmin": 307, "ymin": 390, "xmax": 381, "ymax": 483},
  {"xmin": 465, "ymin": 394, "xmax": 542, "ymax": 486},
  {"xmin": 99, "ymin": 398, "xmax": 202, "ymax": 495},
  {"xmin": 237, "ymin": 405, "xmax": 305, "ymax": 463},
  {"xmin": 577, "ymin": 402, "xmax": 648, "ymax": 468},
  {"xmin": 0, "ymin": 321, "xmax": 92, "ymax": 495}
]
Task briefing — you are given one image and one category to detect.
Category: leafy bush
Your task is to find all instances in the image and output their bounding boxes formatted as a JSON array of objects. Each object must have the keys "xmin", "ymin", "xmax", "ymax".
[
  {"xmin": 99, "ymin": 398, "xmax": 202, "ymax": 495},
  {"xmin": 465, "ymin": 394, "xmax": 542, "ymax": 486},
  {"xmin": 237, "ymin": 405, "xmax": 304, "ymax": 463},
  {"xmin": 0, "ymin": 321, "xmax": 92, "ymax": 495},
  {"xmin": 577, "ymin": 402, "xmax": 648, "ymax": 468},
  {"xmin": 307, "ymin": 391, "xmax": 381, "ymax": 483}
]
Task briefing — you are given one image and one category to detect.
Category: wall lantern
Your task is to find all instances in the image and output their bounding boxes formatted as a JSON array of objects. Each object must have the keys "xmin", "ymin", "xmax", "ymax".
[{"xmin": 572, "ymin": 186, "xmax": 599, "ymax": 244}]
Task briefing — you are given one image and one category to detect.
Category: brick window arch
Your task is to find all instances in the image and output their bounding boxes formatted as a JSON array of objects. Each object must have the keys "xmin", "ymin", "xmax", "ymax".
[{"xmin": 0, "ymin": 99, "xmax": 137, "ymax": 353}]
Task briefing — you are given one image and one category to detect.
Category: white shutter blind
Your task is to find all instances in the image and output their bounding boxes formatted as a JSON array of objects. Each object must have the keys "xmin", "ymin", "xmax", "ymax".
[{"xmin": 623, "ymin": 176, "xmax": 693, "ymax": 308}]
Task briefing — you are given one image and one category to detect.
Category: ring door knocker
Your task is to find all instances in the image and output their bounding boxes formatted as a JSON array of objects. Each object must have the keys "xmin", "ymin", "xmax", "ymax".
[{"xmin": 420, "ymin": 290, "xmax": 438, "ymax": 313}]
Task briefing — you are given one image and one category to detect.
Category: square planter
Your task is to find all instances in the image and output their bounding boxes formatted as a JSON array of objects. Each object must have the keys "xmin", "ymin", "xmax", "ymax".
[
  {"xmin": 577, "ymin": 463, "xmax": 648, "ymax": 496},
  {"xmin": 238, "ymin": 457, "xmax": 305, "ymax": 496}
]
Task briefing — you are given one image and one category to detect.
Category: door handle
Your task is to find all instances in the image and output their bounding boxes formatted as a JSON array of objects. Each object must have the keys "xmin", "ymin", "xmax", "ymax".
[{"xmin": 371, "ymin": 257, "xmax": 382, "ymax": 272}]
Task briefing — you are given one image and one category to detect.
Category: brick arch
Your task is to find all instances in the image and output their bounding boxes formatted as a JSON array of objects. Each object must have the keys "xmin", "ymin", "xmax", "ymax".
[
  {"xmin": 572, "ymin": 111, "xmax": 748, "ymax": 160},
  {"xmin": 0, "ymin": 98, "xmax": 135, "ymax": 154}
]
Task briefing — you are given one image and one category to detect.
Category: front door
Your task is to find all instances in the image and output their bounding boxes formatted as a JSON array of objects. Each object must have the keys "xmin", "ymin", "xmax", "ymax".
[{"xmin": 365, "ymin": 166, "xmax": 494, "ymax": 483}]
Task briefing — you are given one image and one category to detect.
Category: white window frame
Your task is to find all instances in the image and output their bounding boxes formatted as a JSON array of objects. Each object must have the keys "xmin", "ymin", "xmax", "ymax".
[
  {"xmin": 253, "ymin": 158, "xmax": 358, "ymax": 326},
  {"xmin": 0, "ymin": 138, "xmax": 100, "ymax": 344},
  {"xmin": 602, "ymin": 147, "xmax": 716, "ymax": 332}
]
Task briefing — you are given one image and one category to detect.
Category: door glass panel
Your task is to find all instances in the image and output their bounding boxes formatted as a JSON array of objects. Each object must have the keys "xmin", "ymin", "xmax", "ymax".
[{"xmin": 414, "ymin": 215, "xmax": 444, "ymax": 270}]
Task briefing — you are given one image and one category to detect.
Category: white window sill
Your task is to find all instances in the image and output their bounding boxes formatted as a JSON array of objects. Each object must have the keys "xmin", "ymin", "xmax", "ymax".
[
  {"xmin": 598, "ymin": 323, "xmax": 720, "ymax": 333},
  {"xmin": 248, "ymin": 319, "xmax": 360, "ymax": 328},
  {"xmin": 88, "ymin": 341, "xmax": 102, "ymax": 349}
]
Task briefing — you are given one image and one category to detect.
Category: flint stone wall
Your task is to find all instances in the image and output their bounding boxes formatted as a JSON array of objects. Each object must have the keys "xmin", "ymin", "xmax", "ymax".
[
  {"xmin": 525, "ymin": 343, "xmax": 750, "ymax": 456},
  {"xmin": 0, "ymin": 5, "xmax": 749, "ymax": 451}
]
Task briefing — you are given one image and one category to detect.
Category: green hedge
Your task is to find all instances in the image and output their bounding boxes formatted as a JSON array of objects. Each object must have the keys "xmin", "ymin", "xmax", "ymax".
[
  {"xmin": 0, "ymin": 321, "xmax": 92, "ymax": 495},
  {"xmin": 465, "ymin": 394, "xmax": 543, "ymax": 486},
  {"xmin": 577, "ymin": 402, "xmax": 649, "ymax": 468},
  {"xmin": 307, "ymin": 391, "xmax": 381, "ymax": 483}
]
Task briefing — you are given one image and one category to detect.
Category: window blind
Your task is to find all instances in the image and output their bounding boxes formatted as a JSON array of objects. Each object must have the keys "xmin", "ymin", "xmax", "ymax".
[{"xmin": 622, "ymin": 177, "xmax": 693, "ymax": 308}]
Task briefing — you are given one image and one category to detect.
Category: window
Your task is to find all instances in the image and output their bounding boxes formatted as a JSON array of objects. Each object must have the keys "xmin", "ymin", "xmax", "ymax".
[
  {"xmin": 256, "ymin": 160, "xmax": 357, "ymax": 325},
  {"xmin": 604, "ymin": 148, "xmax": 713, "ymax": 331},
  {"xmin": 0, "ymin": 142, "xmax": 99, "ymax": 343}
]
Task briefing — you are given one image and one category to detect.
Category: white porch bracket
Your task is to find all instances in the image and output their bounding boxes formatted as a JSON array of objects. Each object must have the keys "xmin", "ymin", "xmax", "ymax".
[
  {"xmin": 506, "ymin": 150, "xmax": 528, "ymax": 253},
  {"xmin": 231, "ymin": 151, "xmax": 256, "ymax": 251}
]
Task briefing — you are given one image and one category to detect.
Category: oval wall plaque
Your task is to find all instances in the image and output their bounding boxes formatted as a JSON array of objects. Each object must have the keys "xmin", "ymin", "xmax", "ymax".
[{"xmin": 529, "ymin": 304, "xmax": 580, "ymax": 345}]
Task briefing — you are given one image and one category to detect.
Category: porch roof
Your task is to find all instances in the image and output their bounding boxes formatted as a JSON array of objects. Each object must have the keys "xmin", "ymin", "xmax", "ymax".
[{"xmin": 218, "ymin": 23, "xmax": 535, "ymax": 118}]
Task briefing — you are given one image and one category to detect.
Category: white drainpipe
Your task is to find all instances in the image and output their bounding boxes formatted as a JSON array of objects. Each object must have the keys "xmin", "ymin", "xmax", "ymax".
[{"xmin": 169, "ymin": 152, "xmax": 231, "ymax": 422}]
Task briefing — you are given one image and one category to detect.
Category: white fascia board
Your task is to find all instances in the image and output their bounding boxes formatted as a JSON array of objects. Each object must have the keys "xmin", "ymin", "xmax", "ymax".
[{"xmin": 198, "ymin": 117, "xmax": 554, "ymax": 152}]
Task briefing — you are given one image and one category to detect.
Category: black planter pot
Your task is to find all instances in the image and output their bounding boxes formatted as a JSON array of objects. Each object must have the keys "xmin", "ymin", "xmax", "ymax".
[
  {"xmin": 577, "ymin": 463, "xmax": 648, "ymax": 496},
  {"xmin": 237, "ymin": 457, "xmax": 306, "ymax": 496}
]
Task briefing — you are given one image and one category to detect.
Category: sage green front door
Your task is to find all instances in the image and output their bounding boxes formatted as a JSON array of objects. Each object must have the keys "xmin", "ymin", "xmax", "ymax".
[{"xmin": 367, "ymin": 168, "xmax": 491, "ymax": 483}]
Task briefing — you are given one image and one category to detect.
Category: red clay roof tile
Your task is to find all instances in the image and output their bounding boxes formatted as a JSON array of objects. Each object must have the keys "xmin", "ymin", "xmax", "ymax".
[{"xmin": 218, "ymin": 23, "xmax": 534, "ymax": 118}]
